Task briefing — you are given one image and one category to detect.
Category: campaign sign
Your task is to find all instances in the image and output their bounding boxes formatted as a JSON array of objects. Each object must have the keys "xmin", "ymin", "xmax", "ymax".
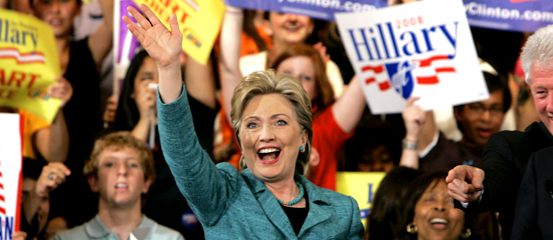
[
  {"xmin": 0, "ymin": 9, "xmax": 62, "ymax": 123},
  {"xmin": 336, "ymin": 0, "xmax": 488, "ymax": 114},
  {"xmin": 132, "ymin": 0, "xmax": 225, "ymax": 65},
  {"xmin": 225, "ymin": 0, "xmax": 387, "ymax": 21},
  {"xmin": 114, "ymin": 0, "xmax": 141, "ymax": 96},
  {"xmin": 0, "ymin": 113, "xmax": 23, "ymax": 238},
  {"xmin": 464, "ymin": 0, "xmax": 553, "ymax": 33},
  {"xmin": 336, "ymin": 171, "xmax": 385, "ymax": 228}
]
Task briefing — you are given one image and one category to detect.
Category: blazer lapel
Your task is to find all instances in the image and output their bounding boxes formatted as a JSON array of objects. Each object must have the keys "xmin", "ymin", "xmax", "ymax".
[
  {"xmin": 298, "ymin": 176, "xmax": 331, "ymax": 237},
  {"xmin": 242, "ymin": 170, "xmax": 297, "ymax": 239}
]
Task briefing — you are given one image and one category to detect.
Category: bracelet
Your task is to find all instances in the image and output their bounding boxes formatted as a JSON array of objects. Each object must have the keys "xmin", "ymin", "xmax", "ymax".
[{"xmin": 402, "ymin": 138, "xmax": 419, "ymax": 150}]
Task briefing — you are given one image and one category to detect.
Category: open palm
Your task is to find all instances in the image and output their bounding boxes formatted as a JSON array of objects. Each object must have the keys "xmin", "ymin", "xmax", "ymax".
[{"xmin": 123, "ymin": 4, "xmax": 182, "ymax": 68}]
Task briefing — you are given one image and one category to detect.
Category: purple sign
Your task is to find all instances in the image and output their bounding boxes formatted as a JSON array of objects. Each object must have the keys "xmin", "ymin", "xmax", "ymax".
[
  {"xmin": 225, "ymin": 0, "xmax": 388, "ymax": 21},
  {"xmin": 464, "ymin": 0, "xmax": 553, "ymax": 33},
  {"xmin": 117, "ymin": 0, "xmax": 141, "ymax": 63}
]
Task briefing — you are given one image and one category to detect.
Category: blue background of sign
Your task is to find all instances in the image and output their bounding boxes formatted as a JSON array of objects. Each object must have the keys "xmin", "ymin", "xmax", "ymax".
[{"xmin": 226, "ymin": 0, "xmax": 553, "ymax": 32}]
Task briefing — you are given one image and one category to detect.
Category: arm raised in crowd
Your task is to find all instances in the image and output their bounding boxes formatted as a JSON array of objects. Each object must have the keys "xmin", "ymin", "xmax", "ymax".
[
  {"xmin": 331, "ymin": 75, "xmax": 366, "ymax": 134},
  {"xmin": 88, "ymin": 0, "xmax": 114, "ymax": 69},
  {"xmin": 23, "ymin": 163, "xmax": 70, "ymax": 226},
  {"xmin": 185, "ymin": 56, "xmax": 217, "ymax": 109},
  {"xmin": 219, "ymin": 6, "xmax": 244, "ymax": 122},
  {"xmin": 34, "ymin": 77, "xmax": 72, "ymax": 162},
  {"xmin": 399, "ymin": 97, "xmax": 437, "ymax": 169}
]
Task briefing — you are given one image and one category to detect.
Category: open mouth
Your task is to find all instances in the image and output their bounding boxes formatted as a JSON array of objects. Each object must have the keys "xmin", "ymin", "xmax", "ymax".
[
  {"xmin": 429, "ymin": 218, "xmax": 448, "ymax": 230},
  {"xmin": 257, "ymin": 147, "xmax": 281, "ymax": 163},
  {"xmin": 477, "ymin": 128, "xmax": 492, "ymax": 137},
  {"xmin": 115, "ymin": 183, "xmax": 129, "ymax": 189}
]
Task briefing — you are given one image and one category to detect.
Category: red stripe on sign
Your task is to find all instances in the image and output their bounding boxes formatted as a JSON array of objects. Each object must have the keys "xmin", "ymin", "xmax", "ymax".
[
  {"xmin": 0, "ymin": 183, "xmax": 3, "ymax": 189},
  {"xmin": 361, "ymin": 65, "xmax": 384, "ymax": 73},
  {"xmin": 379, "ymin": 81, "xmax": 391, "ymax": 91},
  {"xmin": 365, "ymin": 78, "xmax": 376, "ymax": 85},
  {"xmin": 0, "ymin": 207, "xmax": 5, "ymax": 215},
  {"xmin": 417, "ymin": 55, "xmax": 449, "ymax": 67},
  {"xmin": 0, "ymin": 171, "xmax": 2, "ymax": 177},
  {"xmin": 436, "ymin": 67, "xmax": 456, "ymax": 73},
  {"xmin": 417, "ymin": 76, "xmax": 439, "ymax": 84},
  {"xmin": 0, "ymin": 195, "xmax": 4, "ymax": 201}
]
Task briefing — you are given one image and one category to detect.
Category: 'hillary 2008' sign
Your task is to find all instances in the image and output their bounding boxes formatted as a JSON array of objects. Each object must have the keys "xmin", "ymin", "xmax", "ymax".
[{"xmin": 336, "ymin": 0, "xmax": 488, "ymax": 114}]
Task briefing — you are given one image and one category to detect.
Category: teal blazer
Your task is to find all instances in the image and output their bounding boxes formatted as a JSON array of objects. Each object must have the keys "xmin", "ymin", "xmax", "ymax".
[{"xmin": 157, "ymin": 84, "xmax": 364, "ymax": 239}]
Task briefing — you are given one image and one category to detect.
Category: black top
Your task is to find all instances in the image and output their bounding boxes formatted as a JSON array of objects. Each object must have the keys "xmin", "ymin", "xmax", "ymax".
[
  {"xmin": 281, "ymin": 200, "xmax": 309, "ymax": 235},
  {"xmin": 458, "ymin": 122, "xmax": 553, "ymax": 239}
]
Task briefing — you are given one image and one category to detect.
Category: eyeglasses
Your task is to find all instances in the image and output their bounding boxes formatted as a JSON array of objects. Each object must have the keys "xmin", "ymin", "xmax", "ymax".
[{"xmin": 466, "ymin": 104, "xmax": 504, "ymax": 117}]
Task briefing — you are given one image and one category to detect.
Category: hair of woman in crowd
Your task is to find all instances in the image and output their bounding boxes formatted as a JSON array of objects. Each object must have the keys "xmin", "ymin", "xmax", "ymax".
[
  {"xmin": 396, "ymin": 171, "xmax": 478, "ymax": 240},
  {"xmin": 366, "ymin": 167, "xmax": 424, "ymax": 240}
]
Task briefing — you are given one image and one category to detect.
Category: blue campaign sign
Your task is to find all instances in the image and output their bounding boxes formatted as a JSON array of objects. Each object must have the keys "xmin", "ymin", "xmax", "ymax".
[
  {"xmin": 464, "ymin": 0, "xmax": 553, "ymax": 33},
  {"xmin": 225, "ymin": 0, "xmax": 388, "ymax": 21}
]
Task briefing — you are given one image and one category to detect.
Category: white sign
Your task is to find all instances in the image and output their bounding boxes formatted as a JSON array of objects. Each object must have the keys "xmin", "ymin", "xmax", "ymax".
[
  {"xmin": 0, "ymin": 113, "xmax": 22, "ymax": 237},
  {"xmin": 336, "ymin": 0, "xmax": 488, "ymax": 114}
]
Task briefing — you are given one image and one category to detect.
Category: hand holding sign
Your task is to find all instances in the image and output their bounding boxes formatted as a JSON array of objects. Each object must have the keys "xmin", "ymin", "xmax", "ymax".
[{"xmin": 48, "ymin": 77, "xmax": 73, "ymax": 108}]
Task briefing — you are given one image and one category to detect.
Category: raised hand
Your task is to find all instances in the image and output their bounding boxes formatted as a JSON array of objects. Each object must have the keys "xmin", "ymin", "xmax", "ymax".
[
  {"xmin": 123, "ymin": 4, "xmax": 182, "ymax": 69},
  {"xmin": 402, "ymin": 97, "xmax": 426, "ymax": 142},
  {"xmin": 446, "ymin": 165, "xmax": 485, "ymax": 203},
  {"xmin": 36, "ymin": 162, "xmax": 71, "ymax": 197}
]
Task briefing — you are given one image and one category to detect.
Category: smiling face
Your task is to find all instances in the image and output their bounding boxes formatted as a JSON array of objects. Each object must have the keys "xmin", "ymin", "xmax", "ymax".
[
  {"xmin": 530, "ymin": 62, "xmax": 553, "ymax": 135},
  {"xmin": 89, "ymin": 147, "xmax": 151, "ymax": 209},
  {"xmin": 455, "ymin": 90, "xmax": 505, "ymax": 148},
  {"xmin": 413, "ymin": 180, "xmax": 465, "ymax": 240},
  {"xmin": 276, "ymin": 56, "xmax": 317, "ymax": 101},
  {"xmin": 239, "ymin": 94, "xmax": 307, "ymax": 183},
  {"xmin": 33, "ymin": 0, "xmax": 81, "ymax": 38},
  {"xmin": 268, "ymin": 12, "xmax": 314, "ymax": 47}
]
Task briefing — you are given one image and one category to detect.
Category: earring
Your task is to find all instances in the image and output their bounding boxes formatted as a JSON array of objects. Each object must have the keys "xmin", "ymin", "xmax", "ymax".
[
  {"xmin": 461, "ymin": 228, "xmax": 471, "ymax": 239},
  {"xmin": 406, "ymin": 223, "xmax": 418, "ymax": 234},
  {"xmin": 299, "ymin": 146, "xmax": 305, "ymax": 152},
  {"xmin": 241, "ymin": 151, "xmax": 243, "ymax": 155}
]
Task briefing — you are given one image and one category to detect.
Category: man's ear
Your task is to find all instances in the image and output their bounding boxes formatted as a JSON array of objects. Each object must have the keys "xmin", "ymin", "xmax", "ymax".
[
  {"xmin": 87, "ymin": 175, "xmax": 99, "ymax": 193},
  {"xmin": 454, "ymin": 107, "xmax": 462, "ymax": 122},
  {"xmin": 142, "ymin": 177, "xmax": 153, "ymax": 194}
]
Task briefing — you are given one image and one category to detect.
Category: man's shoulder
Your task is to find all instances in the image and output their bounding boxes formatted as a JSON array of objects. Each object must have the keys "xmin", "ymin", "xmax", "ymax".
[
  {"xmin": 52, "ymin": 222, "xmax": 90, "ymax": 240},
  {"xmin": 144, "ymin": 217, "xmax": 185, "ymax": 240}
]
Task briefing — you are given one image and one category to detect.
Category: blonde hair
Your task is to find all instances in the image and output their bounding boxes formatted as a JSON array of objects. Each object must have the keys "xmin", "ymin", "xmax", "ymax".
[
  {"xmin": 84, "ymin": 131, "xmax": 155, "ymax": 181},
  {"xmin": 521, "ymin": 24, "xmax": 553, "ymax": 85},
  {"xmin": 230, "ymin": 69, "xmax": 313, "ymax": 174}
]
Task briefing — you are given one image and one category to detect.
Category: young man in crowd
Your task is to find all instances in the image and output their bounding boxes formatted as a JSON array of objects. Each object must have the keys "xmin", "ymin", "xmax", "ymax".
[
  {"xmin": 53, "ymin": 132, "xmax": 184, "ymax": 240},
  {"xmin": 399, "ymin": 69, "xmax": 511, "ymax": 171}
]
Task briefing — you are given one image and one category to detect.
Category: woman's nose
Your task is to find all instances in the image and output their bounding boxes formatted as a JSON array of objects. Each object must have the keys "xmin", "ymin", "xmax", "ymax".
[{"xmin": 259, "ymin": 125, "xmax": 275, "ymax": 142}]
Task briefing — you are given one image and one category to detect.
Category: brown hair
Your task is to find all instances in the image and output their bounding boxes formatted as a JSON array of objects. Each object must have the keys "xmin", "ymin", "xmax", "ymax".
[
  {"xmin": 268, "ymin": 43, "xmax": 335, "ymax": 117},
  {"xmin": 84, "ymin": 131, "xmax": 155, "ymax": 181},
  {"xmin": 230, "ymin": 69, "xmax": 313, "ymax": 174}
]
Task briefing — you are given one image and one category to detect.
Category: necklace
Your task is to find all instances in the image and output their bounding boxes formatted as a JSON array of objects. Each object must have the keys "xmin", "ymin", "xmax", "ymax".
[{"xmin": 277, "ymin": 181, "xmax": 304, "ymax": 206}]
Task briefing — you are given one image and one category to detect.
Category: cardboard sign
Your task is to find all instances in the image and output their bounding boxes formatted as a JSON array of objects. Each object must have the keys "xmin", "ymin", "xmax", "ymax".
[
  {"xmin": 336, "ymin": 0, "xmax": 488, "ymax": 114},
  {"xmin": 0, "ymin": 113, "xmax": 23, "ymax": 237},
  {"xmin": 0, "ymin": 9, "xmax": 61, "ymax": 123},
  {"xmin": 464, "ymin": 0, "xmax": 553, "ymax": 33},
  {"xmin": 336, "ymin": 171, "xmax": 385, "ymax": 228},
  {"xmin": 132, "ymin": 0, "xmax": 225, "ymax": 65},
  {"xmin": 114, "ymin": 0, "xmax": 142, "ymax": 96},
  {"xmin": 225, "ymin": 0, "xmax": 387, "ymax": 21}
]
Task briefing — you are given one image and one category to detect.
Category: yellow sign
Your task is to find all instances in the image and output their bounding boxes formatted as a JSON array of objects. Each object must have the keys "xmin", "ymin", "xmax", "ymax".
[
  {"xmin": 0, "ymin": 9, "xmax": 61, "ymax": 123},
  {"xmin": 336, "ymin": 171, "xmax": 386, "ymax": 228},
  {"xmin": 133, "ymin": 0, "xmax": 225, "ymax": 65}
]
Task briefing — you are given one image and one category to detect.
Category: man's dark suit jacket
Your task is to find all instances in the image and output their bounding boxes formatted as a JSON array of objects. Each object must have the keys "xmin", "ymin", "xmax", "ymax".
[
  {"xmin": 455, "ymin": 122, "xmax": 553, "ymax": 240},
  {"xmin": 512, "ymin": 146, "xmax": 553, "ymax": 239}
]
